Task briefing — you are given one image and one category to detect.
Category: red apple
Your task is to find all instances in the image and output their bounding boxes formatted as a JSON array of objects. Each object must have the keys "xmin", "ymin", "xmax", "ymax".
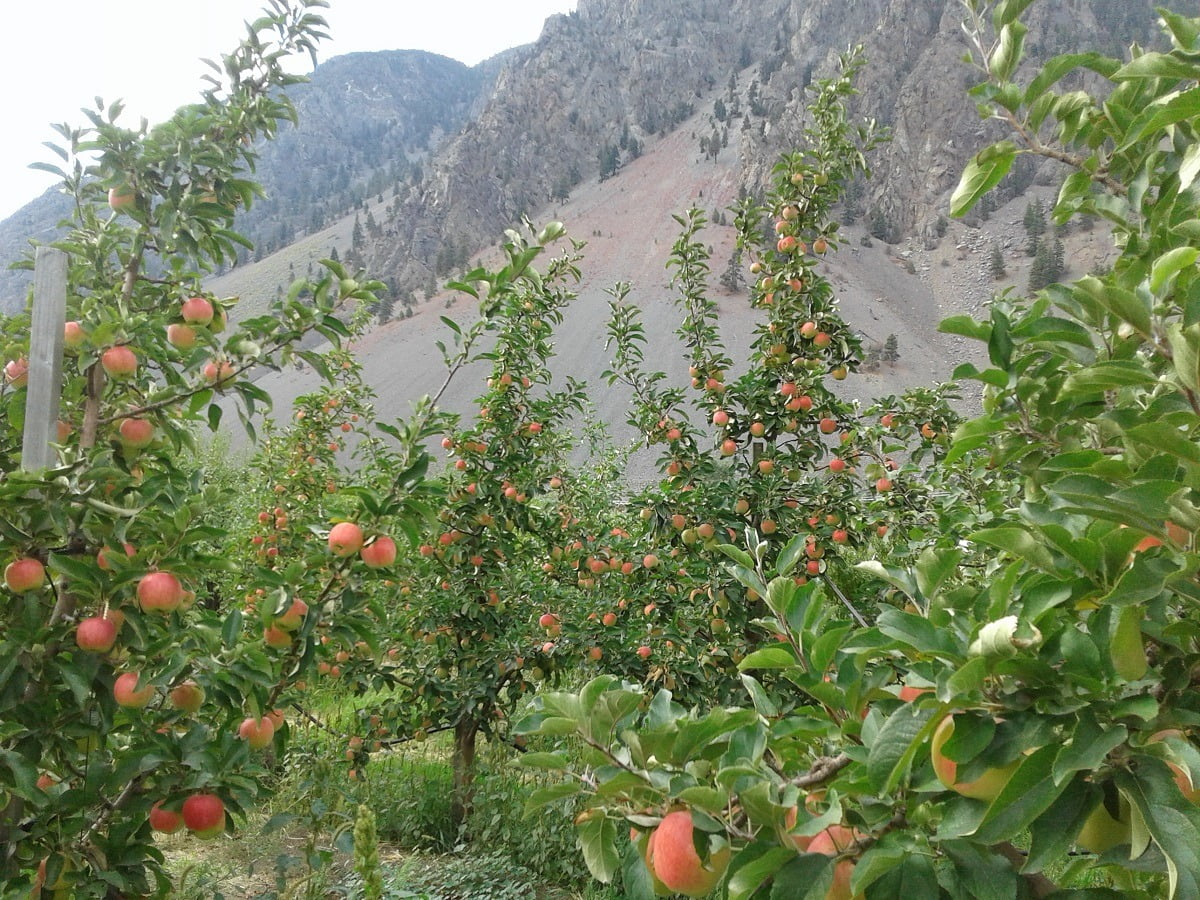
[
  {"xmin": 646, "ymin": 810, "xmax": 730, "ymax": 897},
  {"xmin": 75, "ymin": 616, "xmax": 117, "ymax": 653},
  {"xmin": 202, "ymin": 359, "xmax": 235, "ymax": 383},
  {"xmin": 3, "ymin": 358, "xmax": 28, "ymax": 387},
  {"xmin": 182, "ymin": 793, "xmax": 225, "ymax": 839},
  {"xmin": 113, "ymin": 672, "xmax": 154, "ymax": 708},
  {"xmin": 63, "ymin": 321, "xmax": 86, "ymax": 350},
  {"xmin": 931, "ymin": 714, "xmax": 1018, "ymax": 800},
  {"xmin": 275, "ymin": 598, "xmax": 309, "ymax": 631},
  {"xmin": 149, "ymin": 802, "xmax": 184, "ymax": 834},
  {"xmin": 118, "ymin": 417, "xmax": 155, "ymax": 450},
  {"xmin": 238, "ymin": 715, "xmax": 276, "ymax": 749},
  {"xmin": 263, "ymin": 624, "xmax": 293, "ymax": 648},
  {"xmin": 637, "ymin": 645, "xmax": 652, "ymax": 659},
  {"xmin": 108, "ymin": 186, "xmax": 136, "ymax": 211},
  {"xmin": 181, "ymin": 296, "xmax": 214, "ymax": 326},
  {"xmin": 169, "ymin": 680, "xmax": 205, "ymax": 713},
  {"xmin": 137, "ymin": 572, "xmax": 183, "ymax": 613},
  {"xmin": 360, "ymin": 535, "xmax": 397, "ymax": 568},
  {"xmin": 167, "ymin": 323, "xmax": 197, "ymax": 349},
  {"xmin": 101, "ymin": 345, "xmax": 138, "ymax": 379},
  {"xmin": 5, "ymin": 557, "xmax": 45, "ymax": 592},
  {"xmin": 328, "ymin": 521, "xmax": 364, "ymax": 556}
]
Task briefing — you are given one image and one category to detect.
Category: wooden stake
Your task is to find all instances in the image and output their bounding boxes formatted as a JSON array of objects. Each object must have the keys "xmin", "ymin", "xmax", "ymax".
[{"xmin": 21, "ymin": 246, "xmax": 68, "ymax": 472}]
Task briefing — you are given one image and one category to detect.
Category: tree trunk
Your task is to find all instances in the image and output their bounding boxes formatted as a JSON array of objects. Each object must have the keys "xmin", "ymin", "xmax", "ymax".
[{"xmin": 450, "ymin": 717, "xmax": 479, "ymax": 831}]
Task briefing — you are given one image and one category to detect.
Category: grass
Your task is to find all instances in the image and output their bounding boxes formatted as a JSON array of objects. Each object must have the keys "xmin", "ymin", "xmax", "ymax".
[{"xmin": 163, "ymin": 682, "xmax": 622, "ymax": 898}]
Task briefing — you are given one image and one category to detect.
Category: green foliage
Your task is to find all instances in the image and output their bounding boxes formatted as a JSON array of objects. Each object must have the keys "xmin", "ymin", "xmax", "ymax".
[
  {"xmin": 512, "ymin": 3, "xmax": 1200, "ymax": 897},
  {"xmin": 0, "ymin": 3, "xmax": 441, "ymax": 894}
]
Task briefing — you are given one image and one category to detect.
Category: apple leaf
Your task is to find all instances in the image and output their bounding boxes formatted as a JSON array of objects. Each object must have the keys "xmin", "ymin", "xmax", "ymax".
[
  {"xmin": 866, "ymin": 702, "xmax": 938, "ymax": 792},
  {"xmin": 861, "ymin": 853, "xmax": 939, "ymax": 900},
  {"xmin": 951, "ymin": 142, "xmax": 1017, "ymax": 218},
  {"xmin": 577, "ymin": 814, "xmax": 620, "ymax": 883},
  {"xmin": 726, "ymin": 845, "xmax": 805, "ymax": 900},
  {"xmin": 1116, "ymin": 761, "xmax": 1200, "ymax": 899},
  {"xmin": 973, "ymin": 745, "xmax": 1070, "ymax": 843}
]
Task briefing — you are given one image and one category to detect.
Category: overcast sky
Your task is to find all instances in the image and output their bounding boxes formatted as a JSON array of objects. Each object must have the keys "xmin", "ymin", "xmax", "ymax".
[{"xmin": 2, "ymin": 0, "xmax": 578, "ymax": 219}]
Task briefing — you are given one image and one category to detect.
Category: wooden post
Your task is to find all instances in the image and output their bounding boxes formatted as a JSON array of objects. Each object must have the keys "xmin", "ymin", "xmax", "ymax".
[{"xmin": 21, "ymin": 246, "xmax": 68, "ymax": 471}]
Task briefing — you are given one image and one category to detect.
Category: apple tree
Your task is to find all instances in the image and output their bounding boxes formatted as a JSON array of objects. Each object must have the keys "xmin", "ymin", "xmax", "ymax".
[
  {"xmin": 516, "ymin": 3, "xmax": 1200, "ymax": 898},
  {"xmin": 585, "ymin": 49, "xmax": 962, "ymax": 711},
  {"xmin": 0, "ymin": 3, "xmax": 437, "ymax": 895}
]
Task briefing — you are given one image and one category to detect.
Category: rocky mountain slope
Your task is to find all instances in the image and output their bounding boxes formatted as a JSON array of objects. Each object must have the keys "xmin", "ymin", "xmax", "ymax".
[
  {"xmin": 0, "ymin": 0, "xmax": 1164, "ymax": 477},
  {"xmin": 0, "ymin": 48, "xmax": 499, "ymax": 313}
]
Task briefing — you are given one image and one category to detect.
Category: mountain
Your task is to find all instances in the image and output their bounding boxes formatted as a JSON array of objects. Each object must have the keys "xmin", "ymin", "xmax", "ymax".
[
  {"xmin": 0, "ymin": 48, "xmax": 501, "ymax": 314},
  {"xmin": 0, "ymin": 0, "xmax": 1171, "ymax": 471}
]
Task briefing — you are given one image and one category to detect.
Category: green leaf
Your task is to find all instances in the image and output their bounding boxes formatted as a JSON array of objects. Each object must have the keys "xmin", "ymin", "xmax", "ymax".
[
  {"xmin": 847, "ymin": 842, "xmax": 908, "ymax": 897},
  {"xmin": 992, "ymin": 0, "xmax": 1036, "ymax": 29},
  {"xmin": 728, "ymin": 564, "xmax": 768, "ymax": 599},
  {"xmin": 1062, "ymin": 360, "xmax": 1160, "ymax": 392},
  {"xmin": 0, "ymin": 749, "xmax": 39, "ymax": 798},
  {"xmin": 1116, "ymin": 761, "xmax": 1200, "ymax": 898},
  {"xmin": 1120, "ymin": 88, "xmax": 1200, "ymax": 151},
  {"xmin": 1125, "ymin": 423, "xmax": 1200, "ymax": 465},
  {"xmin": 524, "ymin": 782, "xmax": 580, "ymax": 817},
  {"xmin": 989, "ymin": 22, "xmax": 1028, "ymax": 82},
  {"xmin": 577, "ymin": 814, "xmax": 620, "ymax": 883},
  {"xmin": 973, "ymin": 745, "xmax": 1071, "ymax": 843},
  {"xmin": 1151, "ymin": 248, "xmax": 1200, "ymax": 295},
  {"xmin": 951, "ymin": 142, "xmax": 1017, "ymax": 217},
  {"xmin": 740, "ymin": 674, "xmax": 779, "ymax": 718},
  {"xmin": 1074, "ymin": 276, "xmax": 1151, "ymax": 336},
  {"xmin": 738, "ymin": 647, "xmax": 797, "ymax": 671},
  {"xmin": 861, "ymin": 853, "xmax": 938, "ymax": 900},
  {"xmin": 1114, "ymin": 52, "xmax": 1200, "ymax": 82},
  {"xmin": 776, "ymin": 534, "xmax": 807, "ymax": 577},
  {"xmin": 221, "ymin": 608, "xmax": 243, "ymax": 650},
  {"xmin": 876, "ymin": 609, "xmax": 958, "ymax": 657},
  {"xmin": 620, "ymin": 841, "xmax": 659, "ymax": 900},
  {"xmin": 1024, "ymin": 778, "xmax": 1094, "ymax": 873},
  {"xmin": 1168, "ymin": 323, "xmax": 1200, "ymax": 393},
  {"xmin": 938, "ymin": 315, "xmax": 992, "ymax": 342},
  {"xmin": 675, "ymin": 786, "xmax": 728, "ymax": 814},
  {"xmin": 914, "ymin": 547, "xmax": 963, "ymax": 600},
  {"xmin": 1181, "ymin": 141, "xmax": 1200, "ymax": 192},
  {"xmin": 728, "ymin": 847, "xmax": 807, "ymax": 900},
  {"xmin": 969, "ymin": 526, "xmax": 1058, "ymax": 573},
  {"xmin": 866, "ymin": 703, "xmax": 937, "ymax": 792},
  {"xmin": 716, "ymin": 543, "xmax": 755, "ymax": 569},
  {"xmin": 941, "ymin": 841, "xmax": 1022, "ymax": 899},
  {"xmin": 1053, "ymin": 713, "xmax": 1128, "ymax": 785},
  {"xmin": 517, "ymin": 752, "xmax": 569, "ymax": 770},
  {"xmin": 1025, "ymin": 52, "xmax": 1120, "ymax": 103},
  {"xmin": 855, "ymin": 561, "xmax": 918, "ymax": 597}
]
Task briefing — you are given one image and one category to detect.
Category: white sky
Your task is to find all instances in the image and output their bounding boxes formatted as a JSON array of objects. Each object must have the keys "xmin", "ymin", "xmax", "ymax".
[{"xmin": 2, "ymin": 0, "xmax": 578, "ymax": 220}]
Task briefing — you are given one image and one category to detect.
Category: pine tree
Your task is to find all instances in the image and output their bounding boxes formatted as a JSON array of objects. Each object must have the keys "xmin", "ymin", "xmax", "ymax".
[
  {"xmin": 720, "ymin": 248, "xmax": 743, "ymax": 292},
  {"xmin": 989, "ymin": 242, "xmax": 1006, "ymax": 279}
]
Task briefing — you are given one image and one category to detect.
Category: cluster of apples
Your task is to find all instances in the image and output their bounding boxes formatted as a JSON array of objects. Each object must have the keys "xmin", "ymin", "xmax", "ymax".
[
  {"xmin": 148, "ymin": 793, "xmax": 226, "ymax": 840},
  {"xmin": 327, "ymin": 522, "xmax": 397, "ymax": 567}
]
